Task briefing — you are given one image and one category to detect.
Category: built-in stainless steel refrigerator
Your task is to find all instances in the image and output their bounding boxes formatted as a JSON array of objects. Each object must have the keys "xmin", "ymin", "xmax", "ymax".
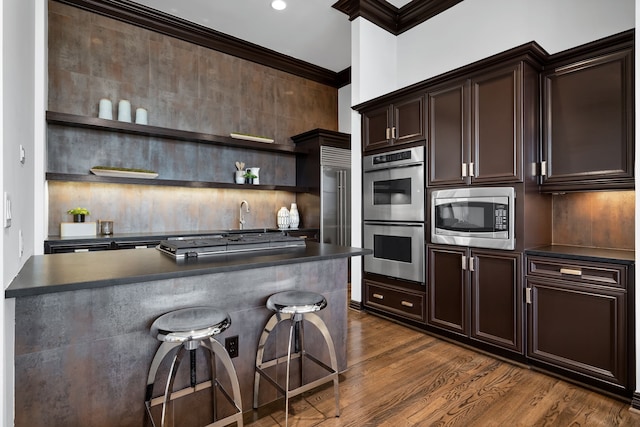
[
  {"xmin": 292, "ymin": 129, "xmax": 351, "ymax": 246},
  {"xmin": 319, "ymin": 146, "xmax": 351, "ymax": 245}
]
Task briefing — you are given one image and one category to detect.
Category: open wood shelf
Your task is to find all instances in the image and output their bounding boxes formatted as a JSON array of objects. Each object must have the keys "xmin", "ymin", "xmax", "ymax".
[
  {"xmin": 46, "ymin": 173, "xmax": 308, "ymax": 192},
  {"xmin": 46, "ymin": 111, "xmax": 304, "ymax": 154}
]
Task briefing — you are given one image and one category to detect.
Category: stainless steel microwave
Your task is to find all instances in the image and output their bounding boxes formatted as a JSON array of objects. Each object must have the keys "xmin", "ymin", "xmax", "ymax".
[{"xmin": 431, "ymin": 187, "xmax": 515, "ymax": 250}]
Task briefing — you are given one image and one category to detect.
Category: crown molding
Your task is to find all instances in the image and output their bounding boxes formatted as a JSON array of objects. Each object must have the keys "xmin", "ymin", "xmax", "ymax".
[
  {"xmin": 332, "ymin": 0, "xmax": 398, "ymax": 32},
  {"xmin": 332, "ymin": 0, "xmax": 464, "ymax": 35},
  {"xmin": 53, "ymin": 0, "xmax": 348, "ymax": 88}
]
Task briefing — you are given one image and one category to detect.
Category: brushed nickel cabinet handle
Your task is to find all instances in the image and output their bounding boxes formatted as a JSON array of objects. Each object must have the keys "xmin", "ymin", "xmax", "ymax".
[
  {"xmin": 391, "ymin": 126, "xmax": 396, "ymax": 139},
  {"xmin": 373, "ymin": 293, "xmax": 384, "ymax": 300},
  {"xmin": 401, "ymin": 300, "xmax": 414, "ymax": 308},
  {"xmin": 469, "ymin": 162, "xmax": 475, "ymax": 177},
  {"xmin": 525, "ymin": 288, "xmax": 532, "ymax": 304},
  {"xmin": 385, "ymin": 128, "xmax": 391, "ymax": 140},
  {"xmin": 462, "ymin": 163, "xmax": 467, "ymax": 177},
  {"xmin": 560, "ymin": 267, "xmax": 582, "ymax": 276}
]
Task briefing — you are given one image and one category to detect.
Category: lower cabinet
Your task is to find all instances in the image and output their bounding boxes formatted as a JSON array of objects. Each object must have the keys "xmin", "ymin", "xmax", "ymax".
[
  {"xmin": 526, "ymin": 256, "xmax": 630, "ymax": 391},
  {"xmin": 427, "ymin": 245, "xmax": 523, "ymax": 354},
  {"xmin": 364, "ymin": 278, "xmax": 426, "ymax": 323}
]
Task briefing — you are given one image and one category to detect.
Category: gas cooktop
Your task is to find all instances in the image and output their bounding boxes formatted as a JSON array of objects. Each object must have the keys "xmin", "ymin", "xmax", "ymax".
[{"xmin": 156, "ymin": 232, "xmax": 306, "ymax": 259}]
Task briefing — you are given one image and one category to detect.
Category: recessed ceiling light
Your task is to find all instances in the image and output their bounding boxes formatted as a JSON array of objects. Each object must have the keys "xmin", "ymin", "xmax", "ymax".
[{"xmin": 271, "ymin": 0, "xmax": 287, "ymax": 11}]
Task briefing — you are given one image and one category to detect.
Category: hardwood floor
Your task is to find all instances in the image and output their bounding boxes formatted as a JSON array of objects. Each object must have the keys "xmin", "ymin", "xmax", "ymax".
[{"xmin": 245, "ymin": 309, "xmax": 640, "ymax": 427}]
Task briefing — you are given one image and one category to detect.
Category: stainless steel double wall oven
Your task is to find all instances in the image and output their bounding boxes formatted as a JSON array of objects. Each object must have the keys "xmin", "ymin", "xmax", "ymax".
[{"xmin": 363, "ymin": 146, "xmax": 425, "ymax": 284}]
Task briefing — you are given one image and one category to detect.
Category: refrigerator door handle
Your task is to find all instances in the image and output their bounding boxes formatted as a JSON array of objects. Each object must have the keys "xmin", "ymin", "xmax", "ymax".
[{"xmin": 338, "ymin": 170, "xmax": 344, "ymax": 245}]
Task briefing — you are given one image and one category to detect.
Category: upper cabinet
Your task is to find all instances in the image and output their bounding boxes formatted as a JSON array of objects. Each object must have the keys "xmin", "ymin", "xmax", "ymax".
[
  {"xmin": 428, "ymin": 61, "xmax": 537, "ymax": 186},
  {"xmin": 362, "ymin": 95, "xmax": 425, "ymax": 152},
  {"xmin": 540, "ymin": 39, "xmax": 634, "ymax": 192}
]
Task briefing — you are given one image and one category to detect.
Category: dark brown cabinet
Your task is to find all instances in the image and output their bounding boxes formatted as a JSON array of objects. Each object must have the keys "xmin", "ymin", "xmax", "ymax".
[
  {"xmin": 541, "ymin": 43, "xmax": 634, "ymax": 191},
  {"xmin": 428, "ymin": 245, "xmax": 523, "ymax": 353},
  {"xmin": 362, "ymin": 95, "xmax": 425, "ymax": 152},
  {"xmin": 526, "ymin": 255, "xmax": 630, "ymax": 392},
  {"xmin": 428, "ymin": 61, "xmax": 534, "ymax": 186}
]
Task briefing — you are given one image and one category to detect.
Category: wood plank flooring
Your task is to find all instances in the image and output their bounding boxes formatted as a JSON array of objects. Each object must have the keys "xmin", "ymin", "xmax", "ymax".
[{"xmin": 245, "ymin": 309, "xmax": 640, "ymax": 427}]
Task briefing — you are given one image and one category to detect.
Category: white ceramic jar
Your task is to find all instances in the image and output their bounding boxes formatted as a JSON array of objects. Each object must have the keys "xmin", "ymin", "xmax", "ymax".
[
  {"xmin": 289, "ymin": 203, "xmax": 300, "ymax": 229},
  {"xmin": 277, "ymin": 206, "xmax": 290, "ymax": 229}
]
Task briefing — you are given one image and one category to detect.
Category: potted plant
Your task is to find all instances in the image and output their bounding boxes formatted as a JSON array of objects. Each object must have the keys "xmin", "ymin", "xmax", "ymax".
[
  {"xmin": 243, "ymin": 171, "xmax": 257, "ymax": 184},
  {"xmin": 67, "ymin": 207, "xmax": 90, "ymax": 223}
]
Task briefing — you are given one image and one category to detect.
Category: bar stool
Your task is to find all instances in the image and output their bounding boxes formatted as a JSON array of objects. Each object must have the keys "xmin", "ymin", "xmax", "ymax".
[
  {"xmin": 253, "ymin": 291, "xmax": 339, "ymax": 426},
  {"xmin": 144, "ymin": 306, "xmax": 243, "ymax": 427}
]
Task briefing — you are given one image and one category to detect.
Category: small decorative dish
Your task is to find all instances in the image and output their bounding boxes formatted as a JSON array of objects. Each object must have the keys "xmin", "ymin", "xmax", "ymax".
[
  {"xmin": 230, "ymin": 132, "xmax": 274, "ymax": 143},
  {"xmin": 90, "ymin": 166, "xmax": 158, "ymax": 179}
]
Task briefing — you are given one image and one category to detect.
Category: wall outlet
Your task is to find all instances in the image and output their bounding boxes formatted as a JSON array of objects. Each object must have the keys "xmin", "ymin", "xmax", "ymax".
[{"xmin": 225, "ymin": 336, "xmax": 239, "ymax": 358}]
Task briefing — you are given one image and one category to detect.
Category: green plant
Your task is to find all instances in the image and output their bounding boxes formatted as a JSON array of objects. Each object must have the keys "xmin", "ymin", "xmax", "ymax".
[
  {"xmin": 67, "ymin": 207, "xmax": 90, "ymax": 216},
  {"xmin": 243, "ymin": 171, "xmax": 257, "ymax": 179}
]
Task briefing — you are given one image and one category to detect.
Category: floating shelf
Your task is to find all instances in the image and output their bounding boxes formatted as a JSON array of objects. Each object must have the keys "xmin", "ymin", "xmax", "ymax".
[
  {"xmin": 46, "ymin": 111, "xmax": 304, "ymax": 154},
  {"xmin": 46, "ymin": 173, "xmax": 308, "ymax": 192}
]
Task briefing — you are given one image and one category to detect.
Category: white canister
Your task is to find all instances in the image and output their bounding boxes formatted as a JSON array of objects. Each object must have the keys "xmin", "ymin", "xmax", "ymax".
[
  {"xmin": 118, "ymin": 100, "xmax": 131, "ymax": 122},
  {"xmin": 289, "ymin": 203, "xmax": 300, "ymax": 229},
  {"xmin": 277, "ymin": 207, "xmax": 290, "ymax": 229},
  {"xmin": 235, "ymin": 170, "xmax": 246, "ymax": 184},
  {"xmin": 250, "ymin": 167, "xmax": 260, "ymax": 185},
  {"xmin": 135, "ymin": 107, "xmax": 148, "ymax": 125},
  {"xmin": 98, "ymin": 98, "xmax": 113, "ymax": 120}
]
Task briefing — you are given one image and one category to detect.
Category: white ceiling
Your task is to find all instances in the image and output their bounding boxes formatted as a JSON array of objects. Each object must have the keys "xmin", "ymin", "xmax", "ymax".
[{"xmin": 129, "ymin": 0, "xmax": 413, "ymax": 73}]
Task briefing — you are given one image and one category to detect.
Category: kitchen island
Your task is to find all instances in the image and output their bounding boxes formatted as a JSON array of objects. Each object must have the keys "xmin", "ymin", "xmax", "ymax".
[{"xmin": 6, "ymin": 242, "xmax": 369, "ymax": 426}]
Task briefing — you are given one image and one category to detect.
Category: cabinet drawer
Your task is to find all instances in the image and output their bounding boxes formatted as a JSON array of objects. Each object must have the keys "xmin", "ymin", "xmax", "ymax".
[
  {"xmin": 364, "ymin": 281, "xmax": 425, "ymax": 322},
  {"xmin": 527, "ymin": 256, "xmax": 627, "ymax": 289}
]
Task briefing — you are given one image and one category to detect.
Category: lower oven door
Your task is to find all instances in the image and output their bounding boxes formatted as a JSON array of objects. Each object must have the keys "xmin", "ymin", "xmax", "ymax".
[{"xmin": 363, "ymin": 222, "xmax": 425, "ymax": 284}]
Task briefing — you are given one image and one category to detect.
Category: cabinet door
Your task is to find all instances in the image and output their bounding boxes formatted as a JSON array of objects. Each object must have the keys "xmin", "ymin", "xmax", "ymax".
[
  {"xmin": 427, "ymin": 245, "xmax": 467, "ymax": 335},
  {"xmin": 428, "ymin": 80, "xmax": 469, "ymax": 186},
  {"xmin": 470, "ymin": 250, "xmax": 522, "ymax": 353},
  {"xmin": 541, "ymin": 49, "xmax": 633, "ymax": 190},
  {"xmin": 393, "ymin": 96, "xmax": 425, "ymax": 145},
  {"xmin": 527, "ymin": 277, "xmax": 628, "ymax": 389},
  {"xmin": 362, "ymin": 105, "xmax": 391, "ymax": 151},
  {"xmin": 470, "ymin": 63, "xmax": 522, "ymax": 184}
]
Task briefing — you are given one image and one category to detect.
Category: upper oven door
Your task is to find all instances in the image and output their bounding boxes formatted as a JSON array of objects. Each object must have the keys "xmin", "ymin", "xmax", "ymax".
[{"xmin": 363, "ymin": 147, "xmax": 424, "ymax": 222}]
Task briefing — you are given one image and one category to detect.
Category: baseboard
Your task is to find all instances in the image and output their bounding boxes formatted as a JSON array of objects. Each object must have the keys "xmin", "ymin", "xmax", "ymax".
[
  {"xmin": 348, "ymin": 299, "xmax": 362, "ymax": 311},
  {"xmin": 631, "ymin": 392, "xmax": 640, "ymax": 411}
]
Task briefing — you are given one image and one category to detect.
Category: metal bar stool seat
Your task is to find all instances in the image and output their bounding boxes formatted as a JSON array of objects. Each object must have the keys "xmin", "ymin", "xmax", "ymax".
[
  {"xmin": 145, "ymin": 306, "xmax": 243, "ymax": 427},
  {"xmin": 253, "ymin": 291, "xmax": 339, "ymax": 426}
]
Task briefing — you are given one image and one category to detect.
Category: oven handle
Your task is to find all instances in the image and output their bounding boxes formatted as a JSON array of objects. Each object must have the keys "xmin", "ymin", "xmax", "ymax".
[
  {"xmin": 363, "ymin": 162, "xmax": 424, "ymax": 173},
  {"xmin": 364, "ymin": 222, "xmax": 424, "ymax": 228}
]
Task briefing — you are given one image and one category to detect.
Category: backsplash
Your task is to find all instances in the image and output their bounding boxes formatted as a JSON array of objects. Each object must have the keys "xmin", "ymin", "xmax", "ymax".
[
  {"xmin": 49, "ymin": 182, "xmax": 297, "ymax": 235},
  {"xmin": 47, "ymin": 1, "xmax": 337, "ymax": 237},
  {"xmin": 552, "ymin": 190, "xmax": 635, "ymax": 250}
]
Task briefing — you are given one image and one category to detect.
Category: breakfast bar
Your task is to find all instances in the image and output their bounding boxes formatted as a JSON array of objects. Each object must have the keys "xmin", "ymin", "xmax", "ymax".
[{"xmin": 6, "ymin": 242, "xmax": 369, "ymax": 426}]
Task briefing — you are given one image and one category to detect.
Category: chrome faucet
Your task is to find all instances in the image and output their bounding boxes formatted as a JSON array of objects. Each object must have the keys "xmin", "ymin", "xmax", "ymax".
[{"xmin": 239, "ymin": 200, "xmax": 250, "ymax": 229}]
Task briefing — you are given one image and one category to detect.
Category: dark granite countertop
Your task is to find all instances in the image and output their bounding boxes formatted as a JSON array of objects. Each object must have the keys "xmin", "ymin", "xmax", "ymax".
[
  {"xmin": 6, "ymin": 242, "xmax": 370, "ymax": 298},
  {"xmin": 525, "ymin": 244, "xmax": 635, "ymax": 265}
]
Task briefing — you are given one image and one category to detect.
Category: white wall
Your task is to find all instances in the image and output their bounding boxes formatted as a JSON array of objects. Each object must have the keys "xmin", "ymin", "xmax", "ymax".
[
  {"xmin": 2, "ymin": 0, "xmax": 44, "ymax": 423},
  {"xmin": 396, "ymin": 0, "xmax": 635, "ymax": 89}
]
